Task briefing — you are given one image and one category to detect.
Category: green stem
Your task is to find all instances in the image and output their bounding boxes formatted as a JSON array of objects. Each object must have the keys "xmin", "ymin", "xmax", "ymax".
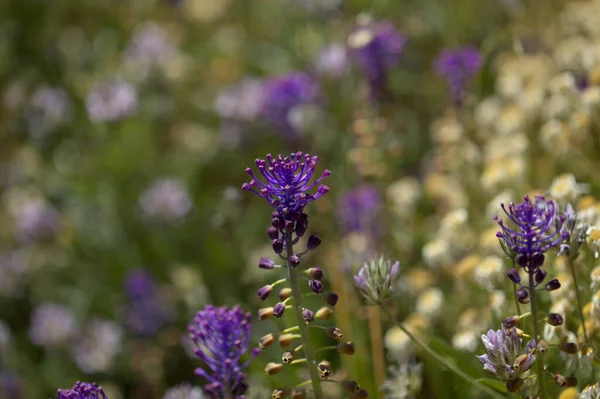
[
  {"xmin": 380, "ymin": 306, "xmax": 505, "ymax": 399},
  {"xmin": 528, "ymin": 272, "xmax": 546, "ymax": 399},
  {"xmin": 567, "ymin": 258, "xmax": 589, "ymax": 343},
  {"xmin": 285, "ymin": 232, "xmax": 324, "ymax": 399}
]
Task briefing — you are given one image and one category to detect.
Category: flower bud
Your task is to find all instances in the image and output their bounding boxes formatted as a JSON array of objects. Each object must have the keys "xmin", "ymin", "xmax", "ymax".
[
  {"xmin": 267, "ymin": 226, "xmax": 279, "ymax": 240},
  {"xmin": 307, "ymin": 267, "xmax": 323, "ymax": 280},
  {"xmin": 503, "ymin": 315, "xmax": 520, "ymax": 328},
  {"xmin": 547, "ymin": 313, "xmax": 564, "ymax": 326},
  {"xmin": 282, "ymin": 350, "xmax": 295, "ymax": 364},
  {"xmin": 337, "ymin": 341, "xmax": 355, "ymax": 355},
  {"xmin": 513, "ymin": 354, "xmax": 530, "ymax": 370},
  {"xmin": 309, "ymin": 280, "xmax": 324, "ymax": 294},
  {"xmin": 317, "ymin": 360, "xmax": 331, "ymax": 379},
  {"xmin": 289, "ymin": 254, "xmax": 301, "ymax": 267},
  {"xmin": 259, "ymin": 333, "xmax": 276, "ymax": 349},
  {"xmin": 506, "ymin": 378, "xmax": 524, "ymax": 393},
  {"xmin": 259, "ymin": 257, "xmax": 276, "ymax": 269},
  {"xmin": 350, "ymin": 389, "xmax": 369, "ymax": 398},
  {"xmin": 553, "ymin": 374, "xmax": 577, "ymax": 387},
  {"xmin": 354, "ymin": 256, "xmax": 401, "ymax": 304},
  {"xmin": 536, "ymin": 340, "xmax": 548, "ymax": 355},
  {"xmin": 265, "ymin": 362, "xmax": 284, "ymax": 375},
  {"xmin": 273, "ymin": 302, "xmax": 286, "ymax": 318},
  {"xmin": 272, "ymin": 239, "xmax": 284, "ymax": 254},
  {"xmin": 285, "ymin": 220, "xmax": 295, "ymax": 232},
  {"xmin": 559, "ymin": 342, "xmax": 578, "ymax": 354},
  {"xmin": 315, "ymin": 306, "xmax": 333, "ymax": 320},
  {"xmin": 545, "ymin": 279, "xmax": 561, "ymax": 291},
  {"xmin": 516, "ymin": 287, "xmax": 529, "ymax": 304},
  {"xmin": 534, "ymin": 268, "xmax": 547, "ymax": 285},
  {"xmin": 258, "ymin": 285, "xmax": 273, "ymax": 301},
  {"xmin": 272, "ymin": 217, "xmax": 284, "ymax": 230},
  {"xmin": 320, "ymin": 292, "xmax": 338, "ymax": 306},
  {"xmin": 326, "ymin": 326, "xmax": 343, "ymax": 340},
  {"xmin": 291, "ymin": 389, "xmax": 306, "ymax": 399},
  {"xmin": 272, "ymin": 388, "xmax": 291, "ymax": 399},
  {"xmin": 258, "ymin": 307, "xmax": 274, "ymax": 320},
  {"xmin": 295, "ymin": 222, "xmax": 307, "ymax": 237},
  {"xmin": 278, "ymin": 333, "xmax": 295, "ymax": 347},
  {"xmin": 341, "ymin": 380, "xmax": 360, "ymax": 393},
  {"xmin": 306, "ymin": 234, "xmax": 322, "ymax": 250},
  {"xmin": 279, "ymin": 287, "xmax": 292, "ymax": 301},
  {"xmin": 302, "ymin": 308, "xmax": 314, "ymax": 323},
  {"xmin": 507, "ymin": 268, "xmax": 521, "ymax": 284}
]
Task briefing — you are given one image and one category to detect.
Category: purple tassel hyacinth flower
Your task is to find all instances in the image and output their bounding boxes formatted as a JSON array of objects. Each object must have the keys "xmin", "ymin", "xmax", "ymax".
[
  {"xmin": 337, "ymin": 184, "xmax": 382, "ymax": 237},
  {"xmin": 477, "ymin": 326, "xmax": 536, "ymax": 383},
  {"xmin": 188, "ymin": 305, "xmax": 258, "ymax": 399},
  {"xmin": 260, "ymin": 72, "xmax": 320, "ymax": 136},
  {"xmin": 57, "ymin": 382, "xmax": 107, "ymax": 399},
  {"xmin": 434, "ymin": 46, "xmax": 482, "ymax": 105},
  {"xmin": 242, "ymin": 152, "xmax": 330, "ymax": 222},
  {"xmin": 347, "ymin": 17, "xmax": 407, "ymax": 101}
]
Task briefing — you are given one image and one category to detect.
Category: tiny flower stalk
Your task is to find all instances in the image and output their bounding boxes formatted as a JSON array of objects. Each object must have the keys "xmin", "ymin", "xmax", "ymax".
[{"xmin": 354, "ymin": 256, "xmax": 505, "ymax": 399}]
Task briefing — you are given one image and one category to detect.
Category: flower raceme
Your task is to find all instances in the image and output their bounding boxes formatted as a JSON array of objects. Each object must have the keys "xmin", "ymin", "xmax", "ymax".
[
  {"xmin": 434, "ymin": 47, "xmax": 482, "ymax": 104},
  {"xmin": 188, "ymin": 305, "xmax": 258, "ymax": 399},
  {"xmin": 354, "ymin": 255, "xmax": 400, "ymax": 304},
  {"xmin": 57, "ymin": 382, "xmax": 108, "ymax": 399}
]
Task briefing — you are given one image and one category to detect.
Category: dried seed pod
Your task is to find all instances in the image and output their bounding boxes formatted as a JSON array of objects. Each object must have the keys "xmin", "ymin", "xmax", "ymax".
[
  {"xmin": 272, "ymin": 388, "xmax": 291, "ymax": 399},
  {"xmin": 506, "ymin": 378, "xmax": 524, "ymax": 393},
  {"xmin": 259, "ymin": 333, "xmax": 276, "ymax": 350},
  {"xmin": 317, "ymin": 360, "xmax": 332, "ymax": 379},
  {"xmin": 265, "ymin": 362, "xmax": 284, "ymax": 376},
  {"xmin": 337, "ymin": 342, "xmax": 356, "ymax": 355},
  {"xmin": 282, "ymin": 350, "xmax": 295, "ymax": 364},
  {"xmin": 326, "ymin": 326, "xmax": 343, "ymax": 341},
  {"xmin": 341, "ymin": 380, "xmax": 360, "ymax": 393}
]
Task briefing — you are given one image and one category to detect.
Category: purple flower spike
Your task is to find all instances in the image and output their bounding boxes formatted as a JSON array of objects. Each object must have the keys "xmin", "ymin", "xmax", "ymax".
[
  {"xmin": 347, "ymin": 18, "xmax": 407, "ymax": 101},
  {"xmin": 477, "ymin": 326, "xmax": 536, "ymax": 381},
  {"xmin": 434, "ymin": 46, "xmax": 482, "ymax": 104},
  {"xmin": 188, "ymin": 305, "xmax": 257, "ymax": 399},
  {"xmin": 57, "ymin": 381, "xmax": 107, "ymax": 399},
  {"xmin": 495, "ymin": 196, "xmax": 569, "ymax": 268},
  {"xmin": 243, "ymin": 152, "xmax": 330, "ymax": 221},
  {"xmin": 260, "ymin": 72, "xmax": 319, "ymax": 136},
  {"xmin": 337, "ymin": 184, "xmax": 382, "ymax": 237}
]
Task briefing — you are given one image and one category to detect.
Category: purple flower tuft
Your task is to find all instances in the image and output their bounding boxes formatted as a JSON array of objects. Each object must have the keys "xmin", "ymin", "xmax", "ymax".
[
  {"xmin": 347, "ymin": 19, "xmax": 407, "ymax": 101},
  {"xmin": 477, "ymin": 326, "xmax": 536, "ymax": 381},
  {"xmin": 242, "ymin": 152, "xmax": 330, "ymax": 221},
  {"xmin": 434, "ymin": 47, "xmax": 482, "ymax": 104},
  {"xmin": 188, "ymin": 305, "xmax": 257, "ymax": 399},
  {"xmin": 57, "ymin": 381, "xmax": 107, "ymax": 399}
]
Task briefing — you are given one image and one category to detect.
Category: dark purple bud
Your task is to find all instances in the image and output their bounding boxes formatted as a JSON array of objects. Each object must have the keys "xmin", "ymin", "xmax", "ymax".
[
  {"xmin": 321, "ymin": 292, "xmax": 338, "ymax": 306},
  {"xmin": 272, "ymin": 217, "xmax": 285, "ymax": 230},
  {"xmin": 295, "ymin": 222, "xmax": 307, "ymax": 238},
  {"xmin": 273, "ymin": 302, "xmax": 286, "ymax": 318},
  {"xmin": 289, "ymin": 254, "xmax": 301, "ymax": 267},
  {"xmin": 302, "ymin": 308, "xmax": 314, "ymax": 323},
  {"xmin": 271, "ymin": 211, "xmax": 279, "ymax": 218},
  {"xmin": 503, "ymin": 315, "xmax": 521, "ymax": 328},
  {"xmin": 545, "ymin": 279, "xmax": 561, "ymax": 291},
  {"xmin": 259, "ymin": 257, "xmax": 276, "ymax": 269},
  {"xmin": 559, "ymin": 342, "xmax": 578, "ymax": 354},
  {"xmin": 267, "ymin": 227, "xmax": 279, "ymax": 240},
  {"xmin": 272, "ymin": 239, "xmax": 284, "ymax": 254},
  {"xmin": 298, "ymin": 213, "xmax": 308, "ymax": 223},
  {"xmin": 285, "ymin": 220, "xmax": 295, "ymax": 232},
  {"xmin": 307, "ymin": 267, "xmax": 323, "ymax": 280},
  {"xmin": 507, "ymin": 268, "xmax": 521, "ymax": 284},
  {"xmin": 309, "ymin": 280, "xmax": 324, "ymax": 294},
  {"xmin": 306, "ymin": 234, "xmax": 322, "ymax": 250},
  {"xmin": 547, "ymin": 313, "xmax": 564, "ymax": 326},
  {"xmin": 258, "ymin": 285, "xmax": 273, "ymax": 301},
  {"xmin": 531, "ymin": 254, "xmax": 545, "ymax": 269},
  {"xmin": 516, "ymin": 287, "xmax": 529, "ymax": 304},
  {"xmin": 535, "ymin": 268, "xmax": 547, "ymax": 285}
]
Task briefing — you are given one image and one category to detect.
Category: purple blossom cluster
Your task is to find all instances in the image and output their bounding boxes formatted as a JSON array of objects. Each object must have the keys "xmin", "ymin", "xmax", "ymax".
[
  {"xmin": 337, "ymin": 184, "xmax": 382, "ymax": 237},
  {"xmin": 57, "ymin": 381, "xmax": 107, "ymax": 399},
  {"xmin": 434, "ymin": 47, "xmax": 482, "ymax": 104},
  {"xmin": 477, "ymin": 326, "xmax": 536, "ymax": 382}
]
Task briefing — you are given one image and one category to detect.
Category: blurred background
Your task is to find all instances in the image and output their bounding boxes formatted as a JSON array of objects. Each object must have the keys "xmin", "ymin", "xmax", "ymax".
[{"xmin": 2, "ymin": 0, "xmax": 600, "ymax": 398}]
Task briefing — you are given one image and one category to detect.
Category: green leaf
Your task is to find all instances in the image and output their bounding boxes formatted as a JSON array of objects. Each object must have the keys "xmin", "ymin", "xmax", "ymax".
[{"xmin": 475, "ymin": 378, "xmax": 509, "ymax": 393}]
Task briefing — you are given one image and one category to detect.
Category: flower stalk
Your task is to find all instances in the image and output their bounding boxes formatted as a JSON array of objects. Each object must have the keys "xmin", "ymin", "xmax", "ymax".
[{"xmin": 528, "ymin": 272, "xmax": 546, "ymax": 399}]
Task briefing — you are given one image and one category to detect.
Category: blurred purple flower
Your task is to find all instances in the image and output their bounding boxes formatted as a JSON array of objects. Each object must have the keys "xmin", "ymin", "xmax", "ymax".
[
  {"xmin": 86, "ymin": 79, "xmax": 138, "ymax": 123},
  {"xmin": 0, "ymin": 372, "xmax": 22, "ymax": 398},
  {"xmin": 138, "ymin": 178, "xmax": 192, "ymax": 222},
  {"xmin": 71, "ymin": 319, "xmax": 122, "ymax": 374},
  {"xmin": 260, "ymin": 72, "xmax": 320, "ymax": 136},
  {"xmin": 314, "ymin": 43, "xmax": 347, "ymax": 78},
  {"xmin": 188, "ymin": 305, "xmax": 257, "ymax": 398},
  {"xmin": 0, "ymin": 251, "xmax": 27, "ymax": 298},
  {"xmin": 337, "ymin": 184, "xmax": 382, "ymax": 236},
  {"xmin": 26, "ymin": 86, "xmax": 70, "ymax": 137},
  {"xmin": 477, "ymin": 326, "xmax": 536, "ymax": 381},
  {"xmin": 434, "ymin": 47, "xmax": 482, "ymax": 104},
  {"xmin": 123, "ymin": 269, "xmax": 173, "ymax": 337},
  {"xmin": 162, "ymin": 384, "xmax": 206, "ymax": 399},
  {"xmin": 242, "ymin": 152, "xmax": 330, "ymax": 221},
  {"xmin": 125, "ymin": 22, "xmax": 176, "ymax": 78},
  {"xmin": 29, "ymin": 303, "xmax": 77, "ymax": 347},
  {"xmin": 15, "ymin": 200, "xmax": 60, "ymax": 243},
  {"xmin": 214, "ymin": 78, "xmax": 264, "ymax": 122},
  {"xmin": 347, "ymin": 18, "xmax": 407, "ymax": 101},
  {"xmin": 57, "ymin": 381, "xmax": 107, "ymax": 399}
]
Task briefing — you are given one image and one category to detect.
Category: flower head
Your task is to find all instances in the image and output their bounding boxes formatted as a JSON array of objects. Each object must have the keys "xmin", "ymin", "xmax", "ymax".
[
  {"xmin": 29, "ymin": 303, "xmax": 77, "ymax": 347},
  {"xmin": 188, "ymin": 305, "xmax": 257, "ymax": 399},
  {"xmin": 86, "ymin": 79, "xmax": 138, "ymax": 123},
  {"xmin": 242, "ymin": 152, "xmax": 330, "ymax": 221},
  {"xmin": 434, "ymin": 47, "xmax": 482, "ymax": 104},
  {"xmin": 354, "ymin": 255, "xmax": 400, "ymax": 304},
  {"xmin": 138, "ymin": 178, "xmax": 192, "ymax": 222},
  {"xmin": 347, "ymin": 17, "xmax": 407, "ymax": 101},
  {"xmin": 476, "ymin": 326, "xmax": 536, "ymax": 381},
  {"xmin": 581, "ymin": 383, "xmax": 600, "ymax": 399},
  {"xmin": 57, "ymin": 382, "xmax": 107, "ymax": 399},
  {"xmin": 337, "ymin": 184, "xmax": 382, "ymax": 236},
  {"xmin": 495, "ymin": 195, "xmax": 569, "ymax": 268},
  {"xmin": 260, "ymin": 72, "xmax": 319, "ymax": 136},
  {"xmin": 162, "ymin": 384, "xmax": 206, "ymax": 399}
]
